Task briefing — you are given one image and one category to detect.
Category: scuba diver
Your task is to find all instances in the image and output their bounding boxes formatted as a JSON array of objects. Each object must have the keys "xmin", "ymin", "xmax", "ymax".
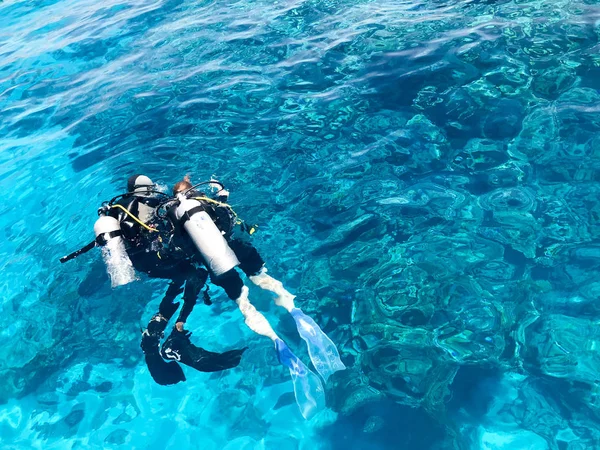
[
  {"xmin": 60, "ymin": 174, "xmax": 246, "ymax": 387},
  {"xmin": 168, "ymin": 176, "xmax": 346, "ymax": 419},
  {"xmin": 61, "ymin": 173, "xmax": 346, "ymax": 419}
]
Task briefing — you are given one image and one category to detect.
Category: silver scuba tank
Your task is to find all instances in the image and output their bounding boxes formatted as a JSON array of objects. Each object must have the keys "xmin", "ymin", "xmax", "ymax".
[
  {"xmin": 93, "ymin": 216, "xmax": 137, "ymax": 287},
  {"xmin": 175, "ymin": 197, "xmax": 240, "ymax": 277},
  {"xmin": 136, "ymin": 201, "xmax": 155, "ymax": 224},
  {"xmin": 130, "ymin": 176, "xmax": 156, "ymax": 223}
]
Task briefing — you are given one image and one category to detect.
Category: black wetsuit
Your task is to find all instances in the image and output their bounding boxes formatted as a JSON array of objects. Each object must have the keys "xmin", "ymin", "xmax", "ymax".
[
  {"xmin": 167, "ymin": 192, "xmax": 265, "ymax": 301},
  {"xmin": 109, "ymin": 194, "xmax": 207, "ymax": 325},
  {"xmin": 134, "ymin": 191, "xmax": 258, "ymax": 384}
]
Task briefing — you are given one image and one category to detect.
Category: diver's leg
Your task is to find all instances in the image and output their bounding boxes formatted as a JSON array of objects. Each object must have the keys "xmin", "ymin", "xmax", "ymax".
[
  {"xmin": 143, "ymin": 274, "xmax": 185, "ymax": 344},
  {"xmin": 248, "ymin": 268, "xmax": 296, "ymax": 312},
  {"xmin": 213, "ymin": 269, "xmax": 279, "ymax": 341},
  {"xmin": 228, "ymin": 238, "xmax": 297, "ymax": 312},
  {"xmin": 158, "ymin": 278, "xmax": 185, "ymax": 320},
  {"xmin": 141, "ymin": 282, "xmax": 186, "ymax": 385},
  {"xmin": 136, "ymin": 251, "xmax": 188, "ymax": 325},
  {"xmin": 213, "ymin": 269, "xmax": 325, "ymax": 419},
  {"xmin": 150, "ymin": 261, "xmax": 206, "ymax": 330},
  {"xmin": 235, "ymin": 247, "xmax": 345, "ymax": 383},
  {"xmin": 159, "ymin": 266, "xmax": 246, "ymax": 372},
  {"xmin": 140, "ymin": 269, "xmax": 187, "ymax": 385},
  {"xmin": 174, "ymin": 267, "xmax": 208, "ymax": 331}
]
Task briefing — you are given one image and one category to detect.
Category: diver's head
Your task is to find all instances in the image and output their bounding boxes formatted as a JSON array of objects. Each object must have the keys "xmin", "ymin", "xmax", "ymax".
[
  {"xmin": 127, "ymin": 174, "xmax": 154, "ymax": 195},
  {"xmin": 173, "ymin": 175, "xmax": 192, "ymax": 196}
]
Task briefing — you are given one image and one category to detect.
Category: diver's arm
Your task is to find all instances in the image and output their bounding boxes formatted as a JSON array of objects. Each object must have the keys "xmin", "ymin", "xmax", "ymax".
[
  {"xmin": 166, "ymin": 205, "xmax": 179, "ymax": 229},
  {"xmin": 107, "ymin": 197, "xmax": 142, "ymax": 239},
  {"xmin": 165, "ymin": 204, "xmax": 186, "ymax": 245},
  {"xmin": 107, "ymin": 197, "xmax": 128, "ymax": 221},
  {"xmin": 215, "ymin": 188, "xmax": 229, "ymax": 202},
  {"xmin": 175, "ymin": 297, "xmax": 196, "ymax": 331}
]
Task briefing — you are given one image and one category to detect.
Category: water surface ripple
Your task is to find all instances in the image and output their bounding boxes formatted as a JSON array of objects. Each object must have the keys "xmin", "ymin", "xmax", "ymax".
[{"xmin": 2, "ymin": 0, "xmax": 600, "ymax": 448}]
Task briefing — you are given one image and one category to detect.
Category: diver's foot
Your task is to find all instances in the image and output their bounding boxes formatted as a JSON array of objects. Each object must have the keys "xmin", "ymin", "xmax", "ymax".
[
  {"xmin": 161, "ymin": 328, "xmax": 247, "ymax": 372},
  {"xmin": 141, "ymin": 329, "xmax": 186, "ymax": 385},
  {"xmin": 147, "ymin": 313, "xmax": 169, "ymax": 338},
  {"xmin": 274, "ymin": 338, "xmax": 325, "ymax": 420},
  {"xmin": 274, "ymin": 292, "xmax": 296, "ymax": 313},
  {"xmin": 290, "ymin": 308, "xmax": 346, "ymax": 382},
  {"xmin": 141, "ymin": 329, "xmax": 160, "ymax": 354},
  {"xmin": 161, "ymin": 327, "xmax": 187, "ymax": 361},
  {"xmin": 274, "ymin": 339, "xmax": 306, "ymax": 376}
]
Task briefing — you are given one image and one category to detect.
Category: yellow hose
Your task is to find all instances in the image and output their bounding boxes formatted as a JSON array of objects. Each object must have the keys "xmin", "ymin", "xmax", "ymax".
[
  {"xmin": 110, "ymin": 196, "xmax": 244, "ymax": 235},
  {"xmin": 110, "ymin": 204, "xmax": 158, "ymax": 232},
  {"xmin": 193, "ymin": 196, "xmax": 238, "ymax": 219}
]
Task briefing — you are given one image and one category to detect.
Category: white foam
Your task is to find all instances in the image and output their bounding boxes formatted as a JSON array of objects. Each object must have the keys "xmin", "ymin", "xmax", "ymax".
[{"xmin": 101, "ymin": 239, "xmax": 137, "ymax": 287}]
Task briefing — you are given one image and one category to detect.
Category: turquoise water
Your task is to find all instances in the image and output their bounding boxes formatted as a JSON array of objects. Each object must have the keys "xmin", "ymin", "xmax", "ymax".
[{"xmin": 2, "ymin": 0, "xmax": 600, "ymax": 448}]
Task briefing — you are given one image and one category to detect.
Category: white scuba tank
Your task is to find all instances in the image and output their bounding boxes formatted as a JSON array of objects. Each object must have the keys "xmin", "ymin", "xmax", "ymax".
[
  {"xmin": 131, "ymin": 178, "xmax": 156, "ymax": 223},
  {"xmin": 136, "ymin": 201, "xmax": 155, "ymax": 224},
  {"xmin": 175, "ymin": 197, "xmax": 240, "ymax": 276},
  {"xmin": 93, "ymin": 216, "xmax": 137, "ymax": 287}
]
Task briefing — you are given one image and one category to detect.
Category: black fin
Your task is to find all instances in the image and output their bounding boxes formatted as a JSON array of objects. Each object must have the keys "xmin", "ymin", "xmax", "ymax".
[
  {"xmin": 141, "ymin": 332, "xmax": 186, "ymax": 385},
  {"xmin": 161, "ymin": 330, "xmax": 247, "ymax": 373}
]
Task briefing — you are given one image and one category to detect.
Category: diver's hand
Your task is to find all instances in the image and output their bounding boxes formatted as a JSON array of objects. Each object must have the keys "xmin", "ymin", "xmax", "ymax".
[
  {"xmin": 209, "ymin": 178, "xmax": 229, "ymax": 199},
  {"xmin": 209, "ymin": 178, "xmax": 222, "ymax": 191},
  {"xmin": 175, "ymin": 322, "xmax": 185, "ymax": 332},
  {"xmin": 216, "ymin": 188, "xmax": 229, "ymax": 198}
]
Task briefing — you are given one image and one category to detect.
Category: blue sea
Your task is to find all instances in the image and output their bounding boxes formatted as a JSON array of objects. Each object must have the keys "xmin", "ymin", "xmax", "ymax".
[{"xmin": 2, "ymin": 0, "xmax": 600, "ymax": 448}]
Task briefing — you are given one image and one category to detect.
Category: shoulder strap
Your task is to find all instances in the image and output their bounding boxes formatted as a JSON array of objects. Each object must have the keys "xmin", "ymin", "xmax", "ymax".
[{"xmin": 178, "ymin": 205, "xmax": 206, "ymax": 227}]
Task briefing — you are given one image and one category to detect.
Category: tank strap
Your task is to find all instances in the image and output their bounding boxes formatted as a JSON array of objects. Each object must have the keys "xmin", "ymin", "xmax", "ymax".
[
  {"xmin": 178, "ymin": 205, "xmax": 206, "ymax": 227},
  {"xmin": 95, "ymin": 230, "xmax": 123, "ymax": 246}
]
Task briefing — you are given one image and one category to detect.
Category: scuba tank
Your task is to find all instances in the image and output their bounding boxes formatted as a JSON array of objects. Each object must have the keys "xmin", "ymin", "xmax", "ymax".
[
  {"xmin": 59, "ymin": 174, "xmax": 165, "ymax": 272},
  {"xmin": 94, "ymin": 216, "xmax": 137, "ymax": 287},
  {"xmin": 136, "ymin": 201, "xmax": 155, "ymax": 224},
  {"xmin": 174, "ymin": 196, "xmax": 240, "ymax": 277}
]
